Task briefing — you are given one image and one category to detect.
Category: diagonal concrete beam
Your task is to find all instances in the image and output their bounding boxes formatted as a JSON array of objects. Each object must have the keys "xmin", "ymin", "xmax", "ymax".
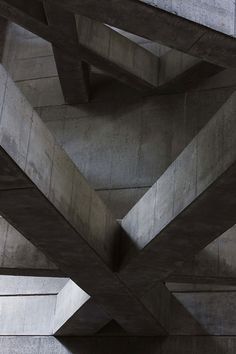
[
  {"xmin": 0, "ymin": 64, "xmax": 167, "ymax": 335},
  {"xmin": 43, "ymin": 2, "xmax": 90, "ymax": 104},
  {"xmin": 74, "ymin": 14, "xmax": 159, "ymax": 91},
  {"xmin": 168, "ymin": 224, "xmax": 236, "ymax": 286},
  {"xmin": 121, "ymin": 86, "xmax": 236, "ymax": 297},
  {"xmin": 0, "ymin": 64, "xmax": 205, "ymax": 336},
  {"xmin": 44, "ymin": 0, "xmax": 236, "ymax": 69},
  {"xmin": 53, "ymin": 280, "xmax": 110, "ymax": 336},
  {"xmin": 0, "ymin": 0, "xmax": 159, "ymax": 92},
  {"xmin": 0, "ymin": 216, "xmax": 61, "ymax": 277},
  {"xmin": 2, "ymin": 215, "xmax": 236, "ymax": 287},
  {"xmin": 156, "ymin": 49, "xmax": 222, "ymax": 94}
]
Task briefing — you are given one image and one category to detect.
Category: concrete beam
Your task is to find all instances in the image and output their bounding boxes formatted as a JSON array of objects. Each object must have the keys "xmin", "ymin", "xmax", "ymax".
[
  {"xmin": 168, "ymin": 225, "xmax": 236, "ymax": 286},
  {"xmin": 121, "ymin": 86, "xmax": 236, "ymax": 297},
  {"xmin": 45, "ymin": 0, "xmax": 236, "ymax": 69},
  {"xmin": 0, "ymin": 0, "xmax": 159, "ymax": 92},
  {"xmin": 3, "ymin": 212, "xmax": 236, "ymax": 287},
  {"xmin": 0, "ymin": 216, "xmax": 61, "ymax": 277},
  {"xmin": 54, "ymin": 280, "xmax": 110, "ymax": 336},
  {"xmin": 0, "ymin": 1, "xmax": 225, "ymax": 94},
  {"xmin": 43, "ymin": 2, "xmax": 90, "ymax": 104},
  {"xmin": 75, "ymin": 14, "xmax": 159, "ymax": 91},
  {"xmin": 156, "ymin": 49, "xmax": 222, "ymax": 94},
  {"xmin": 0, "ymin": 294, "xmax": 56, "ymax": 335},
  {"xmin": 0, "ymin": 275, "xmax": 67, "ymax": 295},
  {"xmin": 1, "ymin": 335, "xmax": 236, "ymax": 353},
  {"xmin": 0, "ymin": 64, "xmax": 168, "ymax": 335}
]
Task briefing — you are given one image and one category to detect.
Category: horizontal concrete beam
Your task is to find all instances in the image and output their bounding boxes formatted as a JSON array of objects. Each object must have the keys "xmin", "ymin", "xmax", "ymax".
[
  {"xmin": 121, "ymin": 86, "xmax": 236, "ymax": 297},
  {"xmin": 0, "ymin": 275, "xmax": 67, "ymax": 295},
  {"xmin": 1, "ymin": 335, "xmax": 236, "ymax": 353},
  {"xmin": 45, "ymin": 0, "xmax": 236, "ymax": 68},
  {"xmin": 0, "ymin": 0, "xmax": 159, "ymax": 92},
  {"xmin": 43, "ymin": 2, "xmax": 90, "ymax": 104},
  {"xmin": 0, "ymin": 294, "xmax": 56, "ymax": 335},
  {"xmin": 54, "ymin": 280, "xmax": 110, "ymax": 336}
]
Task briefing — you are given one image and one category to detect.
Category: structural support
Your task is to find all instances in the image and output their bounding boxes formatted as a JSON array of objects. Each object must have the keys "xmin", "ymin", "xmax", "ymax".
[
  {"xmin": 121, "ymin": 87, "xmax": 236, "ymax": 298},
  {"xmin": 2, "ymin": 214, "xmax": 236, "ymax": 286},
  {"xmin": 0, "ymin": 0, "xmax": 160, "ymax": 92},
  {"xmin": 0, "ymin": 64, "xmax": 167, "ymax": 335},
  {"xmin": 156, "ymin": 49, "xmax": 222, "ymax": 94},
  {"xmin": 0, "ymin": 1, "xmax": 225, "ymax": 95},
  {"xmin": 44, "ymin": 2, "xmax": 90, "ymax": 104},
  {"xmin": 45, "ymin": 0, "xmax": 236, "ymax": 68},
  {"xmin": 53, "ymin": 280, "xmax": 110, "ymax": 336},
  {"xmin": 0, "ymin": 63, "xmax": 207, "ymax": 336}
]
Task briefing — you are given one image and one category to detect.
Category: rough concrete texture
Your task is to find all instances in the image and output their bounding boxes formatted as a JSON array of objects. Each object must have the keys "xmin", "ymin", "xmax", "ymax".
[
  {"xmin": 0, "ymin": 295, "xmax": 56, "ymax": 335},
  {"xmin": 121, "ymin": 87, "xmax": 236, "ymax": 297},
  {"xmin": 0, "ymin": 275, "xmax": 67, "ymax": 295},
  {"xmin": 1, "ymin": 4, "xmax": 236, "ymax": 343},
  {"xmin": 143, "ymin": 0, "xmax": 236, "ymax": 35},
  {"xmin": 54, "ymin": 280, "xmax": 110, "ymax": 335},
  {"xmin": 42, "ymin": 0, "xmax": 236, "ymax": 68},
  {"xmin": 0, "ymin": 63, "xmax": 169, "ymax": 336},
  {"xmin": 0, "ymin": 336, "xmax": 236, "ymax": 353},
  {"xmin": 0, "ymin": 216, "xmax": 59, "ymax": 275}
]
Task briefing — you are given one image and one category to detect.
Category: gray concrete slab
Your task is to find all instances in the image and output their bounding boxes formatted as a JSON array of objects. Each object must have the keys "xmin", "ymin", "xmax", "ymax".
[{"xmin": 143, "ymin": 0, "xmax": 235, "ymax": 35}]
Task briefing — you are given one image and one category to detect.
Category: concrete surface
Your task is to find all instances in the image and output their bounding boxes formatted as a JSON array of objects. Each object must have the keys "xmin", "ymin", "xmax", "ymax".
[
  {"xmin": 0, "ymin": 336, "xmax": 235, "ymax": 353},
  {"xmin": 121, "ymin": 87, "xmax": 236, "ymax": 297},
  {"xmin": 0, "ymin": 63, "xmax": 168, "ymax": 336},
  {"xmin": 54, "ymin": 280, "xmax": 110, "ymax": 335},
  {"xmin": 42, "ymin": 0, "xmax": 236, "ymax": 68}
]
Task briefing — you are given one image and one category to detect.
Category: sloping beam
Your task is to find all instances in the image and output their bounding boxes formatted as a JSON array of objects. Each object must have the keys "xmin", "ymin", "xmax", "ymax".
[
  {"xmin": 0, "ymin": 216, "xmax": 61, "ymax": 277},
  {"xmin": 168, "ymin": 224, "xmax": 236, "ymax": 286},
  {"xmin": 0, "ymin": 0, "xmax": 159, "ymax": 92},
  {"xmin": 43, "ymin": 2, "xmax": 90, "ymax": 104},
  {"xmin": 74, "ymin": 14, "xmax": 159, "ymax": 91},
  {"xmin": 44, "ymin": 0, "xmax": 236, "ymax": 69},
  {"xmin": 121, "ymin": 87, "xmax": 236, "ymax": 297},
  {"xmin": 54, "ymin": 280, "xmax": 110, "ymax": 336},
  {"xmin": 0, "ymin": 64, "xmax": 167, "ymax": 336},
  {"xmin": 156, "ymin": 49, "xmax": 222, "ymax": 94}
]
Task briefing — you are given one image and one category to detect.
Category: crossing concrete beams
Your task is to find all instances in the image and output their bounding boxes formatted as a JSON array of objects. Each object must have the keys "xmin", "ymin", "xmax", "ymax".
[
  {"xmin": 121, "ymin": 87, "xmax": 236, "ymax": 296},
  {"xmin": 0, "ymin": 0, "xmax": 160, "ymax": 92},
  {"xmin": 0, "ymin": 64, "xmax": 167, "ymax": 335},
  {"xmin": 45, "ymin": 0, "xmax": 236, "ymax": 68}
]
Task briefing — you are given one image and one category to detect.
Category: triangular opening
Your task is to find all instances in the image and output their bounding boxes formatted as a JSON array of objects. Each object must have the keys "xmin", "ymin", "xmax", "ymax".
[{"xmin": 97, "ymin": 320, "xmax": 127, "ymax": 336}]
